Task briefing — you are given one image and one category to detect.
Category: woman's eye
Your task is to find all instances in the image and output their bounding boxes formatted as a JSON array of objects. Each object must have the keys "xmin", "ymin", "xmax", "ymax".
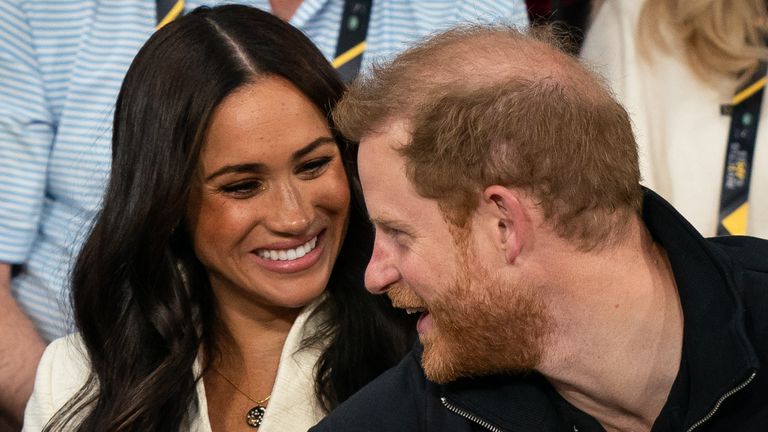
[
  {"xmin": 220, "ymin": 180, "xmax": 265, "ymax": 198},
  {"xmin": 298, "ymin": 156, "xmax": 333, "ymax": 178}
]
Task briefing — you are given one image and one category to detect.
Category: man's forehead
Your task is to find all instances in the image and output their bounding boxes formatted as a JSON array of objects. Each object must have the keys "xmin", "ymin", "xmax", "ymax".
[
  {"xmin": 356, "ymin": 119, "xmax": 430, "ymax": 222},
  {"xmin": 357, "ymin": 136, "xmax": 403, "ymax": 177},
  {"xmin": 357, "ymin": 142, "xmax": 407, "ymax": 201},
  {"xmin": 356, "ymin": 120, "xmax": 409, "ymax": 187}
]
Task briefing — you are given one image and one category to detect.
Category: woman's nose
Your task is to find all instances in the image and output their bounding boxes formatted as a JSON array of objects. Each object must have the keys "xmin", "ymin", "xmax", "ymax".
[{"xmin": 265, "ymin": 180, "xmax": 312, "ymax": 235}]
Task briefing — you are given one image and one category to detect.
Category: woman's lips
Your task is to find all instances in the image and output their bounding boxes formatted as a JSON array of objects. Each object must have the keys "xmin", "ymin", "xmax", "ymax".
[
  {"xmin": 256, "ymin": 236, "xmax": 318, "ymax": 261},
  {"xmin": 251, "ymin": 230, "xmax": 326, "ymax": 274}
]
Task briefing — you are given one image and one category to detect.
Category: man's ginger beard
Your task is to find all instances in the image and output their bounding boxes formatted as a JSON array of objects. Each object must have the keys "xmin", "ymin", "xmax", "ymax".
[{"xmin": 388, "ymin": 228, "xmax": 552, "ymax": 383}]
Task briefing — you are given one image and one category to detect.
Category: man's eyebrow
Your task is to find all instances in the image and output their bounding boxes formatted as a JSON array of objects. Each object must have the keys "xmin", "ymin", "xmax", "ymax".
[
  {"xmin": 369, "ymin": 216, "xmax": 414, "ymax": 233},
  {"xmin": 205, "ymin": 136, "xmax": 336, "ymax": 182}
]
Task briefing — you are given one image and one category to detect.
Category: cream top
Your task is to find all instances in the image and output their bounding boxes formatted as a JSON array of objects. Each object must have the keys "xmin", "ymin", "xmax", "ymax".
[{"xmin": 23, "ymin": 300, "xmax": 327, "ymax": 431}]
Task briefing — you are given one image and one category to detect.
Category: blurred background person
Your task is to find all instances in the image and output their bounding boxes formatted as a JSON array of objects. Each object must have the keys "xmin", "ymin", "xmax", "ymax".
[
  {"xmin": 24, "ymin": 5, "xmax": 414, "ymax": 431},
  {"xmin": 0, "ymin": 1, "xmax": 529, "ymax": 429},
  {"xmin": 526, "ymin": 0, "xmax": 593, "ymax": 52},
  {"xmin": 582, "ymin": 0, "xmax": 768, "ymax": 238}
]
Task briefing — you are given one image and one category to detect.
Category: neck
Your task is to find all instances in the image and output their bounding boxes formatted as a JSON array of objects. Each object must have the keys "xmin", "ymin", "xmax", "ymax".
[
  {"xmin": 203, "ymin": 300, "xmax": 303, "ymax": 431},
  {"xmin": 208, "ymin": 284, "xmax": 305, "ymax": 395},
  {"xmin": 269, "ymin": 0, "xmax": 303, "ymax": 21},
  {"xmin": 214, "ymin": 302, "xmax": 300, "ymax": 374},
  {"xmin": 538, "ymin": 218, "xmax": 683, "ymax": 431}
]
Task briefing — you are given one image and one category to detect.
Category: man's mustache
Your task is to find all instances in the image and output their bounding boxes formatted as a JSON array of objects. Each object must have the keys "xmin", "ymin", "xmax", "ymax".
[{"xmin": 386, "ymin": 283, "xmax": 427, "ymax": 309}]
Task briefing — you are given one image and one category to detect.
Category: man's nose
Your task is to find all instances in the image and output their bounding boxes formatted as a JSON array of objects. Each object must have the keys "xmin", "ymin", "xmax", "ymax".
[{"xmin": 364, "ymin": 236, "xmax": 400, "ymax": 294}]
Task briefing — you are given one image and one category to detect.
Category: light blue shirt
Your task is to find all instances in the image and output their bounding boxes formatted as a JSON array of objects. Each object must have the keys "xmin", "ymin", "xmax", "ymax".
[{"xmin": 0, "ymin": 0, "xmax": 528, "ymax": 340}]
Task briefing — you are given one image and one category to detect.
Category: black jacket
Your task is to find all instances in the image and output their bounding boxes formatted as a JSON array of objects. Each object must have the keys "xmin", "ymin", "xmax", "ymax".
[{"xmin": 311, "ymin": 190, "xmax": 768, "ymax": 432}]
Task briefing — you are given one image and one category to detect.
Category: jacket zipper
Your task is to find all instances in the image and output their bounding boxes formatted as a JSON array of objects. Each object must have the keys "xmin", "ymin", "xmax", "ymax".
[
  {"xmin": 686, "ymin": 371, "xmax": 757, "ymax": 432},
  {"xmin": 440, "ymin": 397, "xmax": 505, "ymax": 432},
  {"xmin": 442, "ymin": 370, "xmax": 756, "ymax": 432}
]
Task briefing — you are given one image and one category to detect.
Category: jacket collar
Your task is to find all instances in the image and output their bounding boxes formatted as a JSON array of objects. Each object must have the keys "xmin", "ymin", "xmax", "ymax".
[
  {"xmin": 410, "ymin": 342, "xmax": 560, "ymax": 432},
  {"xmin": 640, "ymin": 188, "xmax": 759, "ymax": 428},
  {"xmin": 439, "ymin": 371, "xmax": 562, "ymax": 431},
  {"xmin": 432, "ymin": 188, "xmax": 760, "ymax": 431}
]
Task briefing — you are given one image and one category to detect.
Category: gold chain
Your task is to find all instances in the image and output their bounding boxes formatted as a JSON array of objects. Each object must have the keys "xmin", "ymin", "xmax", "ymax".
[{"xmin": 212, "ymin": 367, "xmax": 271, "ymax": 405}]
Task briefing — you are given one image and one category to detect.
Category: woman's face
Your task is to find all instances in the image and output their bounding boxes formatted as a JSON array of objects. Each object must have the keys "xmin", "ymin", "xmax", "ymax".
[{"xmin": 187, "ymin": 76, "xmax": 350, "ymax": 317}]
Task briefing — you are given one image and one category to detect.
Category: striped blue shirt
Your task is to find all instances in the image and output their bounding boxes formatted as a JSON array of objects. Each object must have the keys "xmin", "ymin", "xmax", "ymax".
[{"xmin": 0, "ymin": 0, "xmax": 528, "ymax": 341}]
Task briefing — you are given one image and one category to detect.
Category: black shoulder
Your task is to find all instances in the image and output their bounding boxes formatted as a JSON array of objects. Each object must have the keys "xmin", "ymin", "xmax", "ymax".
[
  {"xmin": 707, "ymin": 236, "xmax": 768, "ymax": 273},
  {"xmin": 708, "ymin": 236, "xmax": 768, "ymax": 353},
  {"xmin": 310, "ymin": 348, "xmax": 432, "ymax": 432}
]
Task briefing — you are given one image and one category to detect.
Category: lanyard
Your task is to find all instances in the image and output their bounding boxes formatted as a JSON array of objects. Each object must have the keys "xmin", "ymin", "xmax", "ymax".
[
  {"xmin": 717, "ymin": 63, "xmax": 766, "ymax": 236},
  {"xmin": 156, "ymin": 0, "xmax": 185, "ymax": 28},
  {"xmin": 156, "ymin": 1, "xmax": 370, "ymax": 82},
  {"xmin": 332, "ymin": 0, "xmax": 372, "ymax": 83}
]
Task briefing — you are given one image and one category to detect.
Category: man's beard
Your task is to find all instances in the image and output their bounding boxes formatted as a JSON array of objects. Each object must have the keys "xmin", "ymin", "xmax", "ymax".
[{"xmin": 388, "ymin": 245, "xmax": 552, "ymax": 384}]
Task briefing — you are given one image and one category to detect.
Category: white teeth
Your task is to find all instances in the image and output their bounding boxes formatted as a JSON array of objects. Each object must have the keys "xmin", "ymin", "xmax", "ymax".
[
  {"xmin": 405, "ymin": 308, "xmax": 425, "ymax": 315},
  {"xmin": 258, "ymin": 236, "xmax": 318, "ymax": 261}
]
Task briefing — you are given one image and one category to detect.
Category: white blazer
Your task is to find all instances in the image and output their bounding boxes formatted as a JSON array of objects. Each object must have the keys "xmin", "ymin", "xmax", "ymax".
[{"xmin": 23, "ymin": 301, "xmax": 327, "ymax": 431}]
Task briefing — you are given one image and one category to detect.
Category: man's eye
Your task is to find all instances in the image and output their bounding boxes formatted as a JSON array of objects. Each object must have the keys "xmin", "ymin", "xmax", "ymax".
[
  {"xmin": 220, "ymin": 180, "xmax": 265, "ymax": 198},
  {"xmin": 298, "ymin": 156, "xmax": 333, "ymax": 178},
  {"xmin": 383, "ymin": 226, "xmax": 411, "ymax": 249}
]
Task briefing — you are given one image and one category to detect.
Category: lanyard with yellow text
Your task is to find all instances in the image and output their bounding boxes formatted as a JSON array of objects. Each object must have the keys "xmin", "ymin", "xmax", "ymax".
[
  {"xmin": 156, "ymin": 0, "xmax": 185, "ymax": 29},
  {"xmin": 157, "ymin": 0, "xmax": 369, "ymax": 82},
  {"xmin": 717, "ymin": 62, "xmax": 766, "ymax": 236},
  {"xmin": 332, "ymin": 0, "xmax": 372, "ymax": 83}
]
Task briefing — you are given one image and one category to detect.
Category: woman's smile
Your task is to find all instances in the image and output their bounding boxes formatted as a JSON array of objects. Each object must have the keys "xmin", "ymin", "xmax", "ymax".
[{"xmin": 251, "ymin": 230, "xmax": 327, "ymax": 274}]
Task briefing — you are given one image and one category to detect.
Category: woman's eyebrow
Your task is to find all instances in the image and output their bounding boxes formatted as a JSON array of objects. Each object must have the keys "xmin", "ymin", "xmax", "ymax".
[
  {"xmin": 205, "ymin": 162, "xmax": 266, "ymax": 182},
  {"xmin": 205, "ymin": 136, "xmax": 337, "ymax": 182},
  {"xmin": 291, "ymin": 136, "xmax": 336, "ymax": 161}
]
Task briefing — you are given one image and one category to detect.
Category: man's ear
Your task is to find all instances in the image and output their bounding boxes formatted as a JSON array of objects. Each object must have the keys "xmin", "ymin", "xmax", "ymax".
[{"xmin": 481, "ymin": 185, "xmax": 530, "ymax": 264}]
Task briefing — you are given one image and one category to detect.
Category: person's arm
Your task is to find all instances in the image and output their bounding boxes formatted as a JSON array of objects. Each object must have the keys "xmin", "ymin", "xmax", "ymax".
[
  {"xmin": 0, "ymin": 2, "xmax": 57, "ymax": 427},
  {"xmin": 0, "ymin": 263, "xmax": 45, "ymax": 428},
  {"xmin": 0, "ymin": 2, "xmax": 55, "ymax": 259}
]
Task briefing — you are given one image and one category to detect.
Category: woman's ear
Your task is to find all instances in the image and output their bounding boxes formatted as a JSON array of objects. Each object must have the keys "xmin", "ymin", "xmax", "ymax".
[{"xmin": 481, "ymin": 185, "xmax": 530, "ymax": 264}]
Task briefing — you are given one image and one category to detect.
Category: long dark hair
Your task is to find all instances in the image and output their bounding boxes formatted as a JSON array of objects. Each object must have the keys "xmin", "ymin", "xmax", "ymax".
[{"xmin": 46, "ymin": 5, "xmax": 413, "ymax": 431}]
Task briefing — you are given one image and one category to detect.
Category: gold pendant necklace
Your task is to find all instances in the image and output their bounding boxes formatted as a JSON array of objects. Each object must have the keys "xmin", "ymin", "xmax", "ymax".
[{"xmin": 213, "ymin": 368, "xmax": 271, "ymax": 428}]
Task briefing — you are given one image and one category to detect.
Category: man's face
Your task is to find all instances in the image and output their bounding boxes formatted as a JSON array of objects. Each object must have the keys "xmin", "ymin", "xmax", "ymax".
[{"xmin": 358, "ymin": 121, "xmax": 551, "ymax": 383}]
